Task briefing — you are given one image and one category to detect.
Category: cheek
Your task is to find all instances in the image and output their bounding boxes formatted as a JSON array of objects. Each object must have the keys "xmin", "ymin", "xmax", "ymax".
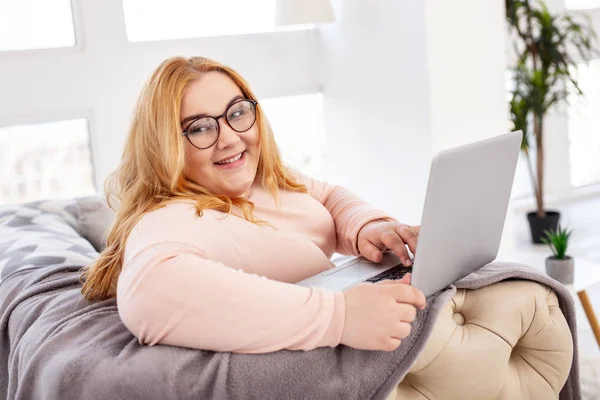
[
  {"xmin": 184, "ymin": 144, "xmax": 213, "ymax": 178},
  {"xmin": 245, "ymin": 127, "xmax": 261, "ymax": 150}
]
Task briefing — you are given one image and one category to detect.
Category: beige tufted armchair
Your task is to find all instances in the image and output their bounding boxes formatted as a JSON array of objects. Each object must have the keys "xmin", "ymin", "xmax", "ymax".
[{"xmin": 386, "ymin": 280, "xmax": 574, "ymax": 400}]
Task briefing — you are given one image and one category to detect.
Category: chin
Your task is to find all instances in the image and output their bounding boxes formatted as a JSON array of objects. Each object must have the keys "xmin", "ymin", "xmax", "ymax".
[{"xmin": 222, "ymin": 179, "xmax": 254, "ymax": 198}]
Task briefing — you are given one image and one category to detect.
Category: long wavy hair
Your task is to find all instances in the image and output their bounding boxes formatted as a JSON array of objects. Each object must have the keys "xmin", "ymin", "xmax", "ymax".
[{"xmin": 81, "ymin": 56, "xmax": 307, "ymax": 301}]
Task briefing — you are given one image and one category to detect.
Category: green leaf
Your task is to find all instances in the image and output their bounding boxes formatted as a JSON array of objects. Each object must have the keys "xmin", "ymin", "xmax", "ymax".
[{"xmin": 542, "ymin": 224, "xmax": 573, "ymax": 259}]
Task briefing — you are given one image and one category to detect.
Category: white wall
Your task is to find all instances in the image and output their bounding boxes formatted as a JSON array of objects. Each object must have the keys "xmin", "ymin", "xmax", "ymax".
[
  {"xmin": 319, "ymin": 0, "xmax": 433, "ymax": 225},
  {"xmin": 0, "ymin": 0, "xmax": 319, "ymax": 189},
  {"xmin": 319, "ymin": 0, "xmax": 511, "ymax": 250},
  {"xmin": 423, "ymin": 0, "xmax": 512, "ymax": 250},
  {"xmin": 424, "ymin": 0, "xmax": 508, "ymax": 153}
]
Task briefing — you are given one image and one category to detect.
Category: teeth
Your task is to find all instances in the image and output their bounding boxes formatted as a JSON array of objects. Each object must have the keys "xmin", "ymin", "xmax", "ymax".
[{"xmin": 217, "ymin": 152, "xmax": 242, "ymax": 165}]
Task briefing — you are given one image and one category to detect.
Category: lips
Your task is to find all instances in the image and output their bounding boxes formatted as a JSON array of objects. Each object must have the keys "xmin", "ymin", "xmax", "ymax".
[{"xmin": 215, "ymin": 151, "xmax": 244, "ymax": 165}]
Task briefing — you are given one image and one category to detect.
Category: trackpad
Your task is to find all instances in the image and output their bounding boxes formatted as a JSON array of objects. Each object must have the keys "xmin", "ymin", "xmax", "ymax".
[
  {"xmin": 320, "ymin": 277, "xmax": 363, "ymax": 291},
  {"xmin": 334, "ymin": 261, "xmax": 391, "ymax": 280}
]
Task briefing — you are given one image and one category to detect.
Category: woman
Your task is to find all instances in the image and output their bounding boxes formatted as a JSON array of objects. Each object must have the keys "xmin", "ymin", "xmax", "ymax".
[{"xmin": 81, "ymin": 56, "xmax": 426, "ymax": 354}]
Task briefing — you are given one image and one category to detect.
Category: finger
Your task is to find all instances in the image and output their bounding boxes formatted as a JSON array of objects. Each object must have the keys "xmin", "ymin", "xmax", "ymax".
[
  {"xmin": 383, "ymin": 337, "xmax": 401, "ymax": 352},
  {"xmin": 360, "ymin": 240, "xmax": 383, "ymax": 263},
  {"xmin": 375, "ymin": 279, "xmax": 395, "ymax": 285},
  {"xmin": 391, "ymin": 322, "xmax": 412, "ymax": 340},
  {"xmin": 396, "ymin": 304, "xmax": 417, "ymax": 323},
  {"xmin": 391, "ymin": 285, "xmax": 427, "ymax": 310},
  {"xmin": 380, "ymin": 231, "xmax": 411, "ymax": 266},
  {"xmin": 400, "ymin": 225, "xmax": 419, "ymax": 254},
  {"xmin": 396, "ymin": 225, "xmax": 418, "ymax": 256},
  {"xmin": 410, "ymin": 225, "xmax": 421, "ymax": 235},
  {"xmin": 399, "ymin": 272, "xmax": 411, "ymax": 285}
]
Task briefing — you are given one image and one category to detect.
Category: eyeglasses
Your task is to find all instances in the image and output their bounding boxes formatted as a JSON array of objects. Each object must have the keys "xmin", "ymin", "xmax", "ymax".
[{"xmin": 182, "ymin": 99, "xmax": 258, "ymax": 150}]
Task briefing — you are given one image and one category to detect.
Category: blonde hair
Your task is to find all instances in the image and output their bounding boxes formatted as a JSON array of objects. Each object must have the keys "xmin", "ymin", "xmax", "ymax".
[{"xmin": 81, "ymin": 56, "xmax": 307, "ymax": 301}]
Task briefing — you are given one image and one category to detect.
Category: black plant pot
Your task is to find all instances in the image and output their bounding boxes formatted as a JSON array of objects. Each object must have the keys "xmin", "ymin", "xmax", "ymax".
[{"xmin": 527, "ymin": 210, "xmax": 560, "ymax": 244}]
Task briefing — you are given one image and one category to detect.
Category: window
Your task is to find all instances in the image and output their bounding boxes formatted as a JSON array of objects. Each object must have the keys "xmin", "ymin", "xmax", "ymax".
[
  {"xmin": 565, "ymin": 0, "xmax": 600, "ymax": 10},
  {"xmin": 568, "ymin": 60, "xmax": 600, "ymax": 187},
  {"xmin": 0, "ymin": 119, "xmax": 96, "ymax": 205},
  {"xmin": 0, "ymin": 0, "xmax": 75, "ymax": 51},
  {"xmin": 260, "ymin": 93, "xmax": 325, "ymax": 178},
  {"xmin": 122, "ymin": 0, "xmax": 280, "ymax": 42}
]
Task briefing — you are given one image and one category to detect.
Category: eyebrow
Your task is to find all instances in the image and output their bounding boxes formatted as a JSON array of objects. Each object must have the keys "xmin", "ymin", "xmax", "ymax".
[{"xmin": 180, "ymin": 95, "xmax": 245, "ymax": 127}]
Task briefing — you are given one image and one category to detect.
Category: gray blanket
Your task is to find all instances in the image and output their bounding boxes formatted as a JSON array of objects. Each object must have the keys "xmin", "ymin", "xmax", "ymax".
[{"xmin": 0, "ymin": 200, "xmax": 580, "ymax": 400}]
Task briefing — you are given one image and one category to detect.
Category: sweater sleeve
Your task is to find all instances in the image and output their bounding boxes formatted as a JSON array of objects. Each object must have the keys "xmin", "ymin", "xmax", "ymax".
[
  {"xmin": 290, "ymin": 170, "xmax": 397, "ymax": 255},
  {"xmin": 116, "ymin": 240, "xmax": 346, "ymax": 354}
]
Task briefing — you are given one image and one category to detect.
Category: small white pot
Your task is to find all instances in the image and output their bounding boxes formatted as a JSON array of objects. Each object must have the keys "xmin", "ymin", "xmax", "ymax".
[{"xmin": 545, "ymin": 256, "xmax": 574, "ymax": 285}]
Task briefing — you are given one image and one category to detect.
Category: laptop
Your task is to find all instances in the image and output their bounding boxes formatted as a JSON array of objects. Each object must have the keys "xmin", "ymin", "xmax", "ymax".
[{"xmin": 296, "ymin": 130, "xmax": 523, "ymax": 297}]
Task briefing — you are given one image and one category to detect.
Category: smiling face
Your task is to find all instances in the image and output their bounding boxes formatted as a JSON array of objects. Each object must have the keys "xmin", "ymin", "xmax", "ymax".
[{"xmin": 180, "ymin": 71, "xmax": 260, "ymax": 198}]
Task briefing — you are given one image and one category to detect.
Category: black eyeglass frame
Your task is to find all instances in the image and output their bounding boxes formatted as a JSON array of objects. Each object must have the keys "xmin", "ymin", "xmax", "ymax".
[{"xmin": 181, "ymin": 99, "xmax": 259, "ymax": 150}]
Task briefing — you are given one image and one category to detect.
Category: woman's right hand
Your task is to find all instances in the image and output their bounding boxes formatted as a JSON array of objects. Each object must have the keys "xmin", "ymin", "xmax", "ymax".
[{"xmin": 340, "ymin": 274, "xmax": 426, "ymax": 351}]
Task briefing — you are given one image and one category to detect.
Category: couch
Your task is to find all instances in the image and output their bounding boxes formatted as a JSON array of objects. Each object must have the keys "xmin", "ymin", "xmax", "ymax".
[
  {"xmin": 0, "ymin": 197, "xmax": 574, "ymax": 399},
  {"xmin": 388, "ymin": 280, "xmax": 573, "ymax": 399}
]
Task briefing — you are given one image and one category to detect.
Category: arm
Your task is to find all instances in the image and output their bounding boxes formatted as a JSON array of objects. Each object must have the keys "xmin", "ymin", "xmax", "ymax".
[
  {"xmin": 292, "ymin": 171, "xmax": 396, "ymax": 255},
  {"xmin": 117, "ymin": 240, "xmax": 346, "ymax": 354}
]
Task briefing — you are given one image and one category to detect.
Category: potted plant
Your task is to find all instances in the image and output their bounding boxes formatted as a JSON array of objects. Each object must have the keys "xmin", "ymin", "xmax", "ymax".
[
  {"xmin": 505, "ymin": 0, "xmax": 597, "ymax": 243},
  {"xmin": 542, "ymin": 225, "xmax": 574, "ymax": 285}
]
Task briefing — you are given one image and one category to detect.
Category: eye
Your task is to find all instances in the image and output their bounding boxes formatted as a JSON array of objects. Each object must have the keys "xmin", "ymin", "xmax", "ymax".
[
  {"xmin": 188, "ymin": 125, "xmax": 209, "ymax": 135},
  {"xmin": 228, "ymin": 103, "xmax": 250, "ymax": 120},
  {"xmin": 229, "ymin": 109, "xmax": 245, "ymax": 119},
  {"xmin": 187, "ymin": 118, "xmax": 215, "ymax": 135}
]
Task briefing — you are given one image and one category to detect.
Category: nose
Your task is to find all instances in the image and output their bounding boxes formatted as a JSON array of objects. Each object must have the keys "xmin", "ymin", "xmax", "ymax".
[{"xmin": 216, "ymin": 118, "xmax": 241, "ymax": 150}]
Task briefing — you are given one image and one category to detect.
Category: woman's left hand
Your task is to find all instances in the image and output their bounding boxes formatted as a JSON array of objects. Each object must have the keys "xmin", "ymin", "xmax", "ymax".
[{"xmin": 357, "ymin": 220, "xmax": 420, "ymax": 266}]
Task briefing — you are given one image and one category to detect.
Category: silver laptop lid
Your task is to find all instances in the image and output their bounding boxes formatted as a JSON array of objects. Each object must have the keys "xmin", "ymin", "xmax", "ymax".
[{"xmin": 411, "ymin": 130, "xmax": 522, "ymax": 297}]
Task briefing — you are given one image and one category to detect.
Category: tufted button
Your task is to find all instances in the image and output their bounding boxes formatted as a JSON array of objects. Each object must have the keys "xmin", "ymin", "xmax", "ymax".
[{"xmin": 452, "ymin": 312, "xmax": 465, "ymax": 326}]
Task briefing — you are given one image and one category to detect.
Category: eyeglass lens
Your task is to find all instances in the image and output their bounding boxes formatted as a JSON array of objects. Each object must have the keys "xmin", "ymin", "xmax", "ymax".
[{"xmin": 185, "ymin": 100, "xmax": 256, "ymax": 149}]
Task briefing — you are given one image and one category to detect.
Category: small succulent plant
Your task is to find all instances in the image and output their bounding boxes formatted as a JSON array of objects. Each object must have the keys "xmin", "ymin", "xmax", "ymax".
[{"xmin": 541, "ymin": 225, "xmax": 573, "ymax": 260}]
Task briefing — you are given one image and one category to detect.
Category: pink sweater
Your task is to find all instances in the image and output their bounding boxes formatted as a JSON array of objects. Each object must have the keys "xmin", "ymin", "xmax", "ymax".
[{"xmin": 117, "ymin": 173, "xmax": 392, "ymax": 354}]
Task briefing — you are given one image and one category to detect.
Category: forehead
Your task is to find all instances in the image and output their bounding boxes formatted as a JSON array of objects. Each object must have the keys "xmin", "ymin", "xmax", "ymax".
[{"xmin": 181, "ymin": 71, "xmax": 243, "ymax": 118}]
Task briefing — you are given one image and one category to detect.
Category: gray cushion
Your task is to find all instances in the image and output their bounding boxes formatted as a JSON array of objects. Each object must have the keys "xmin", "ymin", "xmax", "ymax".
[
  {"xmin": 75, "ymin": 196, "xmax": 116, "ymax": 252},
  {"xmin": 0, "ymin": 199, "xmax": 98, "ymax": 279}
]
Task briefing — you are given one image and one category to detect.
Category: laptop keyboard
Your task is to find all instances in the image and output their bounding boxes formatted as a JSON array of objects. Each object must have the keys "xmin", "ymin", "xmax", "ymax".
[{"xmin": 365, "ymin": 264, "xmax": 412, "ymax": 283}]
